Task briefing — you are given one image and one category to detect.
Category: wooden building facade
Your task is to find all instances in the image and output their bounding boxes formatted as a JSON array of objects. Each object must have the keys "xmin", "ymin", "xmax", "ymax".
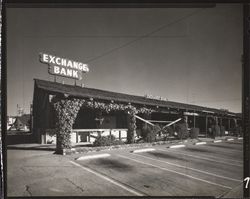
[{"xmin": 32, "ymin": 79, "xmax": 241, "ymax": 153}]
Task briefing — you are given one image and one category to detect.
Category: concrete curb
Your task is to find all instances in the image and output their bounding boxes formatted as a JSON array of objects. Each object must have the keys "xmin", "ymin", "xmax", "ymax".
[
  {"xmin": 76, "ymin": 153, "xmax": 110, "ymax": 160},
  {"xmin": 168, "ymin": 144, "xmax": 186, "ymax": 149},
  {"xmin": 132, "ymin": 148, "xmax": 156, "ymax": 153},
  {"xmin": 194, "ymin": 142, "xmax": 207, "ymax": 145},
  {"xmin": 213, "ymin": 140, "xmax": 222, "ymax": 143}
]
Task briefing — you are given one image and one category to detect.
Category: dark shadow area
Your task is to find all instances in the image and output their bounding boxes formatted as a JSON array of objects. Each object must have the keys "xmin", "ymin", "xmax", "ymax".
[
  {"xmin": 184, "ymin": 147, "xmax": 212, "ymax": 153},
  {"xmin": 224, "ymin": 142, "xmax": 243, "ymax": 145},
  {"xmin": 147, "ymin": 151, "xmax": 184, "ymax": 161},
  {"xmin": 209, "ymin": 144, "xmax": 243, "ymax": 150},
  {"xmin": 7, "ymin": 146, "xmax": 55, "ymax": 151},
  {"xmin": 93, "ymin": 158, "xmax": 134, "ymax": 171},
  {"xmin": 6, "ymin": 134, "xmax": 36, "ymax": 145}
]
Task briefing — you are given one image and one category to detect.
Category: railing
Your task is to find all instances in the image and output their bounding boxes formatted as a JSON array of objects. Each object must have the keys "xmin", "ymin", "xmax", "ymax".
[{"xmin": 71, "ymin": 129, "xmax": 128, "ymax": 143}]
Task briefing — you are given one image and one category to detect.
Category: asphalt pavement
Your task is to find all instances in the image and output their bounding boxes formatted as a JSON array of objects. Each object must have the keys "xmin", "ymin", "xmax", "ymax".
[{"xmin": 7, "ymin": 137, "xmax": 243, "ymax": 197}]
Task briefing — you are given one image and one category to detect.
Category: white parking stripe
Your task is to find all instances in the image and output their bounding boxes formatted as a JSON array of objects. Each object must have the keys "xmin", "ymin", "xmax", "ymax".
[
  {"xmin": 157, "ymin": 149, "xmax": 242, "ymax": 167},
  {"xmin": 117, "ymin": 155, "xmax": 232, "ymax": 190},
  {"xmin": 132, "ymin": 153, "xmax": 241, "ymax": 182},
  {"xmin": 70, "ymin": 161, "xmax": 145, "ymax": 196}
]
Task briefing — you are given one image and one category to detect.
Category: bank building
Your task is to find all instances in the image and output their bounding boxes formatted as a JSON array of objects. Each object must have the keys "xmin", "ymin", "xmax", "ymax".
[{"xmin": 32, "ymin": 53, "xmax": 242, "ymax": 154}]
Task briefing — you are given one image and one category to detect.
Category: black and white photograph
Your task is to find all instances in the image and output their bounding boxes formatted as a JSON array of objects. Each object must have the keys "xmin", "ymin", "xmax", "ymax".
[{"xmin": 4, "ymin": 2, "xmax": 247, "ymax": 198}]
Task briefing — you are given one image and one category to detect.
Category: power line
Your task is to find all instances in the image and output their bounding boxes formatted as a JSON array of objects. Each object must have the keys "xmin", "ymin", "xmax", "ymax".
[{"xmin": 85, "ymin": 8, "xmax": 206, "ymax": 64}]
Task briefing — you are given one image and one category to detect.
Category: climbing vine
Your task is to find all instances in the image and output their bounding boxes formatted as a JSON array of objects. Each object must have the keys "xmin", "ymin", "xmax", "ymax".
[
  {"xmin": 53, "ymin": 98, "xmax": 85, "ymax": 153},
  {"xmin": 52, "ymin": 95, "xmax": 155, "ymax": 153},
  {"xmin": 83, "ymin": 100, "xmax": 154, "ymax": 115},
  {"xmin": 127, "ymin": 113, "xmax": 137, "ymax": 143}
]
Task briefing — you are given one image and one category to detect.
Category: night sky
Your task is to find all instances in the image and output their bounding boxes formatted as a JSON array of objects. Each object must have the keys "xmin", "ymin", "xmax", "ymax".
[{"xmin": 7, "ymin": 4, "xmax": 242, "ymax": 116}]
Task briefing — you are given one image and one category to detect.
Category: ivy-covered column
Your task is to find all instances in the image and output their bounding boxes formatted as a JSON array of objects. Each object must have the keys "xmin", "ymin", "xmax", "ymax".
[
  {"xmin": 127, "ymin": 110, "xmax": 137, "ymax": 144},
  {"xmin": 53, "ymin": 98, "xmax": 84, "ymax": 154}
]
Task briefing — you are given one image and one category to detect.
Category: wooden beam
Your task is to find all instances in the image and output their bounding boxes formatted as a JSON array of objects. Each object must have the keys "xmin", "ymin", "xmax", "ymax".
[
  {"xmin": 135, "ymin": 115, "xmax": 155, "ymax": 126},
  {"xmin": 147, "ymin": 120, "xmax": 172, "ymax": 123},
  {"xmin": 162, "ymin": 118, "xmax": 182, "ymax": 129}
]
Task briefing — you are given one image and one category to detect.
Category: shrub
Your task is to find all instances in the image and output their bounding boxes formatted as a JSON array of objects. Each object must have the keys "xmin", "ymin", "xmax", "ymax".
[
  {"xmin": 237, "ymin": 126, "xmax": 242, "ymax": 136},
  {"xmin": 136, "ymin": 129, "xmax": 142, "ymax": 138},
  {"xmin": 160, "ymin": 126, "xmax": 174, "ymax": 141},
  {"xmin": 151, "ymin": 124, "xmax": 161, "ymax": 142},
  {"xmin": 141, "ymin": 124, "xmax": 151, "ymax": 141},
  {"xmin": 93, "ymin": 135, "xmax": 124, "ymax": 146},
  {"xmin": 175, "ymin": 122, "xmax": 189, "ymax": 140},
  {"xmin": 190, "ymin": 128, "xmax": 199, "ymax": 139},
  {"xmin": 165, "ymin": 126, "xmax": 174, "ymax": 136},
  {"xmin": 111, "ymin": 139, "xmax": 125, "ymax": 145},
  {"xmin": 212, "ymin": 125, "xmax": 220, "ymax": 137},
  {"xmin": 232, "ymin": 126, "xmax": 242, "ymax": 136},
  {"xmin": 220, "ymin": 126, "xmax": 225, "ymax": 136},
  {"xmin": 141, "ymin": 124, "xmax": 161, "ymax": 142}
]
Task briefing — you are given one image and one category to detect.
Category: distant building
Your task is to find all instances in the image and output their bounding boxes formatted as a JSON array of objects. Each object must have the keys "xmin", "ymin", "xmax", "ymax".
[
  {"xmin": 7, "ymin": 116, "xmax": 16, "ymax": 130},
  {"xmin": 8, "ymin": 114, "xmax": 31, "ymax": 131}
]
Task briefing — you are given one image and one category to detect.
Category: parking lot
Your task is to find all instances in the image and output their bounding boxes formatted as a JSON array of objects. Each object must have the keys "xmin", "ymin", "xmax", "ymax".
[{"xmin": 7, "ymin": 138, "xmax": 243, "ymax": 197}]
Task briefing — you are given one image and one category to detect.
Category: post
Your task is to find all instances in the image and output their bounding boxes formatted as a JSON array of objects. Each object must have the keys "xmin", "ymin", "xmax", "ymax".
[
  {"xmin": 215, "ymin": 116, "xmax": 218, "ymax": 125},
  {"xmin": 119, "ymin": 130, "xmax": 121, "ymax": 141},
  {"xmin": 193, "ymin": 114, "xmax": 196, "ymax": 128},
  {"xmin": 88, "ymin": 132, "xmax": 90, "ymax": 142},
  {"xmin": 205, "ymin": 116, "xmax": 208, "ymax": 137},
  {"xmin": 220, "ymin": 117, "xmax": 223, "ymax": 137},
  {"xmin": 234, "ymin": 118, "xmax": 237, "ymax": 128}
]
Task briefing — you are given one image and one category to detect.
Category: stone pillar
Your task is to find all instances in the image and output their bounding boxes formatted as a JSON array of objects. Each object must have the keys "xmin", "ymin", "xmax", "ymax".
[
  {"xmin": 53, "ymin": 98, "xmax": 84, "ymax": 154},
  {"xmin": 127, "ymin": 113, "xmax": 136, "ymax": 144}
]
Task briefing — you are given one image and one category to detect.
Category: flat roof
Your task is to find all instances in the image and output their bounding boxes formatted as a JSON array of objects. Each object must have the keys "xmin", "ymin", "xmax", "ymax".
[{"xmin": 34, "ymin": 79, "xmax": 241, "ymax": 118}]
